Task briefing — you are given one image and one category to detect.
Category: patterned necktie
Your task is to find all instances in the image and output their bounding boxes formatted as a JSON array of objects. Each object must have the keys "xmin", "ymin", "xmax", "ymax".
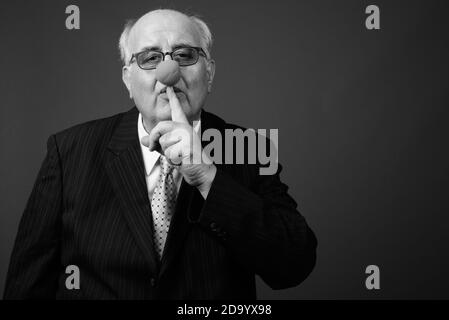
[{"xmin": 151, "ymin": 156, "xmax": 177, "ymax": 260}]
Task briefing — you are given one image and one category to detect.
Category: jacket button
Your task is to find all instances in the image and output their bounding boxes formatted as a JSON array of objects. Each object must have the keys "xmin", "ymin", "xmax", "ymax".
[
  {"xmin": 219, "ymin": 231, "xmax": 228, "ymax": 240},
  {"xmin": 210, "ymin": 222, "xmax": 218, "ymax": 231},
  {"xmin": 150, "ymin": 278, "xmax": 156, "ymax": 287}
]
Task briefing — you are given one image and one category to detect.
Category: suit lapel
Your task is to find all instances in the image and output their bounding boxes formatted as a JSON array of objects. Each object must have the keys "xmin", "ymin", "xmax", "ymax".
[
  {"xmin": 104, "ymin": 107, "xmax": 159, "ymax": 276},
  {"xmin": 158, "ymin": 180, "xmax": 196, "ymax": 278},
  {"xmin": 103, "ymin": 108, "xmax": 227, "ymax": 280},
  {"xmin": 158, "ymin": 110, "xmax": 226, "ymax": 279}
]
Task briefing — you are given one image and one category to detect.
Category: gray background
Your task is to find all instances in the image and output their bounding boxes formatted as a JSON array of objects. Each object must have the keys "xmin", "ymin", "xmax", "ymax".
[{"xmin": 1, "ymin": 0, "xmax": 448, "ymax": 299}]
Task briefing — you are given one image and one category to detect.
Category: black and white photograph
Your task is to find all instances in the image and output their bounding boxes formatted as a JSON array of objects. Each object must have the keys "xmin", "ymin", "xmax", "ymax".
[{"xmin": 0, "ymin": 0, "xmax": 448, "ymax": 306}]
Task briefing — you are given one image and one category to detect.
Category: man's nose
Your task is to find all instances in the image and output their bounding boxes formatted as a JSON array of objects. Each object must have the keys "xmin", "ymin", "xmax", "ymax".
[{"xmin": 163, "ymin": 52, "xmax": 173, "ymax": 61}]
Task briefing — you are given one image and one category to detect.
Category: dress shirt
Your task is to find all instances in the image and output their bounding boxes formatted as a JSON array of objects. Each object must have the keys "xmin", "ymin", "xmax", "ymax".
[{"xmin": 137, "ymin": 112, "xmax": 201, "ymax": 201}]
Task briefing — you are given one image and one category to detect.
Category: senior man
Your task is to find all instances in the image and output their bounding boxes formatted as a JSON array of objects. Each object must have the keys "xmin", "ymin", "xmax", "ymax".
[{"xmin": 4, "ymin": 9, "xmax": 317, "ymax": 299}]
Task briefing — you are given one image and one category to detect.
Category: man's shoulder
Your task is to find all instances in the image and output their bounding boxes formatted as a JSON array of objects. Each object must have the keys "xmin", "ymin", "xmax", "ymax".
[
  {"xmin": 52, "ymin": 108, "xmax": 133, "ymax": 146},
  {"xmin": 202, "ymin": 110, "xmax": 246, "ymax": 132}
]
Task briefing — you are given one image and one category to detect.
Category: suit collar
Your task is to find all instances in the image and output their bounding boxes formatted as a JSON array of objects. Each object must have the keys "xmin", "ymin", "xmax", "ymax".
[
  {"xmin": 107, "ymin": 107, "xmax": 140, "ymax": 155},
  {"xmin": 200, "ymin": 109, "xmax": 226, "ymax": 134}
]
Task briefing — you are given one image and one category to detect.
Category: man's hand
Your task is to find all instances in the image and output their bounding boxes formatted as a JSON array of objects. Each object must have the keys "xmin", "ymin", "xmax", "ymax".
[{"xmin": 141, "ymin": 87, "xmax": 216, "ymax": 199}]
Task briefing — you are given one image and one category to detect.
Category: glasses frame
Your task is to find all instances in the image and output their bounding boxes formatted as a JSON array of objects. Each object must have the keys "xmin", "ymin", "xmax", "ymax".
[{"xmin": 129, "ymin": 46, "xmax": 208, "ymax": 70}]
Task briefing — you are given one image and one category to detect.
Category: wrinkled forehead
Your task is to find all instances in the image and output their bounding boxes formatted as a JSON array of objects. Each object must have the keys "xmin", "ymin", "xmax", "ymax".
[{"xmin": 129, "ymin": 11, "xmax": 202, "ymax": 53}]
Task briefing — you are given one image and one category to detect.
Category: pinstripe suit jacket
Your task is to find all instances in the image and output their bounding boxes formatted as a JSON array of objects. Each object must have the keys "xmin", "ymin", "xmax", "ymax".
[{"xmin": 4, "ymin": 107, "xmax": 317, "ymax": 299}]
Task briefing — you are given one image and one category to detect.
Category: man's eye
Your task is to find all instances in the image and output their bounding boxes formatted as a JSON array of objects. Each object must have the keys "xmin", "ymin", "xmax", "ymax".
[
  {"xmin": 141, "ymin": 53, "xmax": 161, "ymax": 63},
  {"xmin": 174, "ymin": 52, "xmax": 193, "ymax": 60}
]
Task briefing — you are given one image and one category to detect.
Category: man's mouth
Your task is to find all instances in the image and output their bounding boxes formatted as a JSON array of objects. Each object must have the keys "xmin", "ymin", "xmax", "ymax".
[{"xmin": 160, "ymin": 87, "xmax": 183, "ymax": 94}]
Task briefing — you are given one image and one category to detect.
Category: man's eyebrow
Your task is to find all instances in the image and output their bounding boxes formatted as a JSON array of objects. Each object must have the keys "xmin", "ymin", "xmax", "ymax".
[
  {"xmin": 172, "ymin": 43, "xmax": 197, "ymax": 50},
  {"xmin": 138, "ymin": 45, "xmax": 162, "ymax": 52},
  {"xmin": 138, "ymin": 43, "xmax": 197, "ymax": 52}
]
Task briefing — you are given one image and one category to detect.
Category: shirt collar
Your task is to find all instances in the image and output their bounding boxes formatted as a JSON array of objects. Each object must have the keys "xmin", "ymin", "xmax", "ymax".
[{"xmin": 138, "ymin": 112, "xmax": 201, "ymax": 176}]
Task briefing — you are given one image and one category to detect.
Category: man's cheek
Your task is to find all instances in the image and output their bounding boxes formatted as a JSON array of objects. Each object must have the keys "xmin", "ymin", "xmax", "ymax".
[{"xmin": 133, "ymin": 80, "xmax": 156, "ymax": 100}]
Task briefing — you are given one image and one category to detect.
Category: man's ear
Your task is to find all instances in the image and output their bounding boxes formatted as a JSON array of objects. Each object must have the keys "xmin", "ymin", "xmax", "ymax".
[
  {"xmin": 206, "ymin": 59, "xmax": 216, "ymax": 93},
  {"xmin": 122, "ymin": 65, "xmax": 133, "ymax": 99}
]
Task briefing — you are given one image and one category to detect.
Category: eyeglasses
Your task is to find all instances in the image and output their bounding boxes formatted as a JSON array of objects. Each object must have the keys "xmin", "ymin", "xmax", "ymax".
[{"xmin": 129, "ymin": 46, "xmax": 207, "ymax": 70}]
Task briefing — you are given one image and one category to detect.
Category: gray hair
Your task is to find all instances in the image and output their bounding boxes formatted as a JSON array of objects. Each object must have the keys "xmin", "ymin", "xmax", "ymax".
[{"xmin": 118, "ymin": 10, "xmax": 213, "ymax": 66}]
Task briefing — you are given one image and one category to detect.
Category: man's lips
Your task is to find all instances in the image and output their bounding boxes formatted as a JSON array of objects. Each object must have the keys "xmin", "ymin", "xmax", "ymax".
[{"xmin": 160, "ymin": 87, "xmax": 183, "ymax": 94}]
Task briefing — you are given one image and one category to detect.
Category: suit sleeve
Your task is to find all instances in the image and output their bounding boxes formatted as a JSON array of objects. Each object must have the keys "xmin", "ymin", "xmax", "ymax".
[
  {"xmin": 198, "ymin": 164, "xmax": 317, "ymax": 290},
  {"xmin": 4, "ymin": 135, "xmax": 63, "ymax": 299}
]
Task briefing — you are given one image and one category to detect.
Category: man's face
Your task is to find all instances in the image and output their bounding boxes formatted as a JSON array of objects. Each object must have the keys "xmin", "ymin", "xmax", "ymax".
[{"xmin": 122, "ymin": 11, "xmax": 215, "ymax": 128}]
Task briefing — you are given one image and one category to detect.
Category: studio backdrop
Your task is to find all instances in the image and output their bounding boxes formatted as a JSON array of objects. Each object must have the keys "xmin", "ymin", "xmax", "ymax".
[{"xmin": 1, "ymin": 0, "xmax": 448, "ymax": 299}]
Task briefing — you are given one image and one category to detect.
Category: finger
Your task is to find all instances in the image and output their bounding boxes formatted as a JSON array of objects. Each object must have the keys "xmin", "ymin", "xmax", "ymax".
[
  {"xmin": 143, "ymin": 134, "xmax": 163, "ymax": 153},
  {"xmin": 159, "ymin": 131, "xmax": 183, "ymax": 151},
  {"xmin": 141, "ymin": 135, "xmax": 151, "ymax": 148},
  {"xmin": 166, "ymin": 86, "xmax": 189, "ymax": 124},
  {"xmin": 164, "ymin": 143, "xmax": 184, "ymax": 166},
  {"xmin": 147, "ymin": 121, "xmax": 176, "ymax": 151}
]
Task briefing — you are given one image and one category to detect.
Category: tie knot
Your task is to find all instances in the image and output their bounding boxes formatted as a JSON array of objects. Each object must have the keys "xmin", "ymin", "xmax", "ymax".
[{"xmin": 159, "ymin": 156, "xmax": 174, "ymax": 175}]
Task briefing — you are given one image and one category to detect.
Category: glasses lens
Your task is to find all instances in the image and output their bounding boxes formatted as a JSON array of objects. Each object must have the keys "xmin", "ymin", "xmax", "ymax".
[
  {"xmin": 172, "ymin": 48, "xmax": 198, "ymax": 66},
  {"xmin": 137, "ymin": 51, "xmax": 163, "ymax": 69}
]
